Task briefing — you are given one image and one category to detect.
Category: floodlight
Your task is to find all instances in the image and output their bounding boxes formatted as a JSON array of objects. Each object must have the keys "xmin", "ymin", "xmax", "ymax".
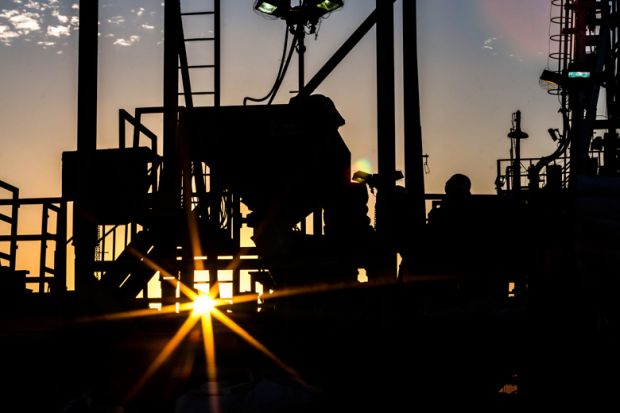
[
  {"xmin": 255, "ymin": 0, "xmax": 343, "ymax": 22},
  {"xmin": 547, "ymin": 128, "xmax": 560, "ymax": 142},
  {"xmin": 352, "ymin": 170, "xmax": 371, "ymax": 184},
  {"xmin": 255, "ymin": 0, "xmax": 290, "ymax": 18},
  {"xmin": 540, "ymin": 69, "xmax": 563, "ymax": 86},
  {"xmin": 313, "ymin": 0, "xmax": 344, "ymax": 13}
]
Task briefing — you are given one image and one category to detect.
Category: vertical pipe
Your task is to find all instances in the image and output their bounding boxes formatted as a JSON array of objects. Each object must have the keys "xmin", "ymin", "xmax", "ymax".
[
  {"xmin": 376, "ymin": 0, "xmax": 396, "ymax": 277},
  {"xmin": 74, "ymin": 0, "xmax": 99, "ymax": 293},
  {"xmin": 118, "ymin": 110, "xmax": 126, "ymax": 149},
  {"xmin": 77, "ymin": 0, "xmax": 98, "ymax": 154},
  {"xmin": 9, "ymin": 187, "xmax": 18, "ymax": 271},
  {"xmin": 214, "ymin": 0, "xmax": 221, "ymax": 108},
  {"xmin": 233, "ymin": 194, "xmax": 241, "ymax": 296},
  {"xmin": 569, "ymin": 0, "xmax": 589, "ymax": 183},
  {"xmin": 298, "ymin": 26, "xmax": 305, "ymax": 91},
  {"xmin": 39, "ymin": 205, "xmax": 48, "ymax": 293},
  {"xmin": 376, "ymin": 0, "xmax": 396, "ymax": 181},
  {"xmin": 403, "ymin": 0, "xmax": 426, "ymax": 230},
  {"xmin": 515, "ymin": 132, "xmax": 522, "ymax": 192},
  {"xmin": 164, "ymin": 0, "xmax": 180, "ymax": 173},
  {"xmin": 161, "ymin": 0, "xmax": 181, "ymax": 303},
  {"xmin": 54, "ymin": 201, "xmax": 67, "ymax": 292}
]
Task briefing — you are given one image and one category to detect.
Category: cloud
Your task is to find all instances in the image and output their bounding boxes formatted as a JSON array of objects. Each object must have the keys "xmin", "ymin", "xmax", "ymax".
[
  {"xmin": 483, "ymin": 37, "xmax": 497, "ymax": 50},
  {"xmin": 0, "ymin": 9, "xmax": 18, "ymax": 18},
  {"xmin": 23, "ymin": 1, "xmax": 40, "ymax": 10},
  {"xmin": 47, "ymin": 24, "xmax": 69, "ymax": 37},
  {"xmin": 482, "ymin": 37, "xmax": 524, "ymax": 61},
  {"xmin": 9, "ymin": 12, "xmax": 41, "ymax": 34},
  {"xmin": 108, "ymin": 15, "xmax": 125, "ymax": 25},
  {"xmin": 0, "ymin": 0, "xmax": 79, "ymax": 46},
  {"xmin": 52, "ymin": 10, "xmax": 68, "ymax": 24},
  {"xmin": 113, "ymin": 35, "xmax": 140, "ymax": 47},
  {"xmin": 0, "ymin": 24, "xmax": 19, "ymax": 44},
  {"xmin": 0, "ymin": 1, "xmax": 163, "ymax": 52}
]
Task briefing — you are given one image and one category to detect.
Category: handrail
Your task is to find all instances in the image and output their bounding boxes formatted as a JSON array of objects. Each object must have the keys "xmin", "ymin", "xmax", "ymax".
[
  {"xmin": 119, "ymin": 109, "xmax": 158, "ymax": 151},
  {"xmin": 0, "ymin": 179, "xmax": 19, "ymax": 270},
  {"xmin": 0, "ymin": 188, "xmax": 67, "ymax": 291},
  {"xmin": 0, "ymin": 197, "xmax": 63, "ymax": 206},
  {"xmin": 0, "ymin": 180, "xmax": 18, "ymax": 193}
]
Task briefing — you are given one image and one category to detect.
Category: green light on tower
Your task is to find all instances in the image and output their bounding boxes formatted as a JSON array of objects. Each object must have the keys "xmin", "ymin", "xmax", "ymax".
[
  {"xmin": 315, "ymin": 0, "xmax": 343, "ymax": 12},
  {"xmin": 568, "ymin": 71, "xmax": 591, "ymax": 79}
]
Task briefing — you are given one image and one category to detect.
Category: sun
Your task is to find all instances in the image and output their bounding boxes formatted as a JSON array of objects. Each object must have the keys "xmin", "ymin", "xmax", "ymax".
[
  {"xmin": 192, "ymin": 294, "xmax": 217, "ymax": 316},
  {"xmin": 105, "ymin": 249, "xmax": 310, "ymax": 404}
]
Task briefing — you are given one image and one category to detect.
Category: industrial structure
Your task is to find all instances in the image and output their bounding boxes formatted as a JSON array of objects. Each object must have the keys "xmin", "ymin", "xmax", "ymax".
[{"xmin": 1, "ymin": 0, "xmax": 619, "ymax": 411}]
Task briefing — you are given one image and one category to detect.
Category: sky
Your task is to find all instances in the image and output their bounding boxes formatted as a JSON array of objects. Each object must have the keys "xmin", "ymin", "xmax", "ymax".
[
  {"xmin": 0, "ymin": 0, "xmax": 563, "ymax": 197},
  {"xmin": 0, "ymin": 0, "xmax": 564, "ymax": 275}
]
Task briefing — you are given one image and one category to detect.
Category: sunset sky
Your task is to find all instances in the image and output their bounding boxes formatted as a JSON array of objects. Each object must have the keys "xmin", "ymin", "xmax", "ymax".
[{"xmin": 0, "ymin": 0, "xmax": 562, "ymax": 198}]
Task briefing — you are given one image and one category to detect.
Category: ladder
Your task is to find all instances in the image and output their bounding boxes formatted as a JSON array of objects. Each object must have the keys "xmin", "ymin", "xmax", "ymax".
[{"xmin": 178, "ymin": 0, "xmax": 221, "ymax": 108}]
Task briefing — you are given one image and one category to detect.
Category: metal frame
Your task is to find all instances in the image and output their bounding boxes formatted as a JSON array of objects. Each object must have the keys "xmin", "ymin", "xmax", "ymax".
[{"xmin": 68, "ymin": 0, "xmax": 424, "ymax": 298}]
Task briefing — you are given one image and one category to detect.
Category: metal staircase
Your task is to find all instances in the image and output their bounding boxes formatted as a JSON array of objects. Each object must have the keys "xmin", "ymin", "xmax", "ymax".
[
  {"xmin": 93, "ymin": 1, "xmax": 225, "ymax": 305},
  {"xmin": 98, "ymin": 230, "xmax": 157, "ymax": 301}
]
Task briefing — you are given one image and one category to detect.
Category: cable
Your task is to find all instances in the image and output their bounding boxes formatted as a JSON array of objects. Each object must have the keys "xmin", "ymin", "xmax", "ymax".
[
  {"xmin": 243, "ymin": 27, "xmax": 296, "ymax": 106},
  {"xmin": 267, "ymin": 33, "xmax": 298, "ymax": 105},
  {"xmin": 243, "ymin": 28, "xmax": 289, "ymax": 105}
]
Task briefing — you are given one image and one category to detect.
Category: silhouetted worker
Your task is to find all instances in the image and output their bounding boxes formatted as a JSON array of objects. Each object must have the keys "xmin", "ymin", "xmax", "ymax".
[
  {"xmin": 425, "ymin": 173, "xmax": 477, "ymax": 274},
  {"xmin": 425, "ymin": 173, "xmax": 508, "ymax": 315},
  {"xmin": 428, "ymin": 173, "xmax": 472, "ymax": 228}
]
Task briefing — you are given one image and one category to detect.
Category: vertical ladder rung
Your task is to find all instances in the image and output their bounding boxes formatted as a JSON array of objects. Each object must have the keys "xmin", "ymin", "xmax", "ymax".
[
  {"xmin": 181, "ymin": 11, "xmax": 215, "ymax": 16},
  {"xmin": 178, "ymin": 91, "xmax": 215, "ymax": 96},
  {"xmin": 184, "ymin": 37, "xmax": 215, "ymax": 42},
  {"xmin": 178, "ymin": 65, "xmax": 215, "ymax": 69},
  {"xmin": 179, "ymin": 0, "xmax": 220, "ymax": 106}
]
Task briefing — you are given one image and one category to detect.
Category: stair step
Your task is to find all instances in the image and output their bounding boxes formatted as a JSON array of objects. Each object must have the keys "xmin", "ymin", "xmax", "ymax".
[{"xmin": 99, "ymin": 231, "xmax": 154, "ymax": 290}]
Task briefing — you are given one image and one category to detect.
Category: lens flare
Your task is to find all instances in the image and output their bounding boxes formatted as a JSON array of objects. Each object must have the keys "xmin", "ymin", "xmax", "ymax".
[
  {"xmin": 193, "ymin": 294, "xmax": 216, "ymax": 316},
  {"xmin": 352, "ymin": 158, "xmax": 373, "ymax": 175}
]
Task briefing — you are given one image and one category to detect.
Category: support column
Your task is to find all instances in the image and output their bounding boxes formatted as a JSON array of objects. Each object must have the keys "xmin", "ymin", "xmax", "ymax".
[
  {"xmin": 403, "ymin": 0, "xmax": 426, "ymax": 231},
  {"xmin": 375, "ymin": 0, "xmax": 397, "ymax": 278},
  {"xmin": 160, "ymin": 0, "xmax": 182, "ymax": 303},
  {"xmin": 74, "ymin": 0, "xmax": 99, "ymax": 293}
]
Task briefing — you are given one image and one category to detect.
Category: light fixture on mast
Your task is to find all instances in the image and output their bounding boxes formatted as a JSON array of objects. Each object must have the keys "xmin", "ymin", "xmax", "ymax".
[
  {"xmin": 254, "ymin": 0, "xmax": 344, "ymax": 33},
  {"xmin": 254, "ymin": 0, "xmax": 344, "ymax": 93}
]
